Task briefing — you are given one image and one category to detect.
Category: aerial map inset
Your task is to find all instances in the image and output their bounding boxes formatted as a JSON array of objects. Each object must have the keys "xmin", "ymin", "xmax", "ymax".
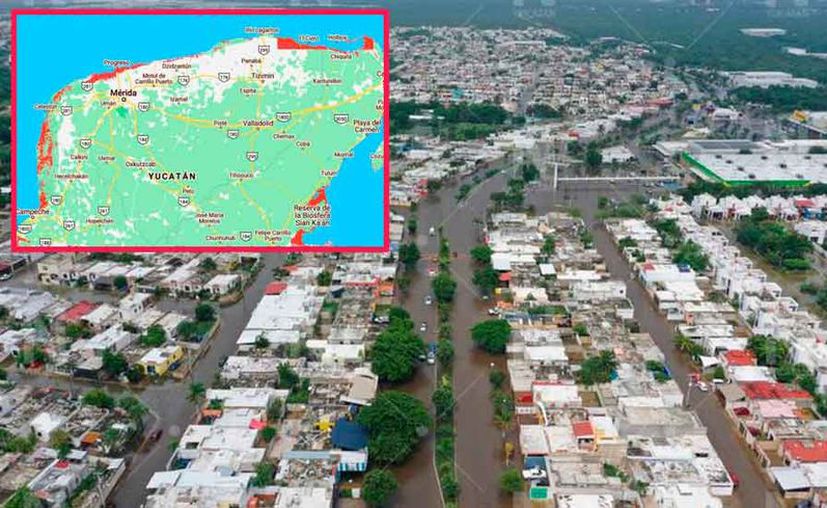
[{"xmin": 12, "ymin": 10, "xmax": 388, "ymax": 251}]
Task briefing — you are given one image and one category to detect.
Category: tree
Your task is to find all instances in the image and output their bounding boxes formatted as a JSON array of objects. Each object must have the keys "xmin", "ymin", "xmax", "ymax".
[
  {"xmin": 261, "ymin": 426, "xmax": 277, "ymax": 442},
  {"xmin": 198, "ymin": 257, "xmax": 217, "ymax": 272},
  {"xmin": 310, "ymin": 268, "xmax": 330, "ymax": 286},
  {"xmin": 65, "ymin": 322, "xmax": 92, "ymax": 339},
  {"xmin": 187, "ymin": 382, "xmax": 206, "ymax": 405},
  {"xmin": 578, "ymin": 351, "xmax": 618, "ymax": 386},
  {"xmin": 471, "ymin": 319, "xmax": 512, "ymax": 354},
  {"xmin": 118, "ymin": 395, "xmax": 148, "ymax": 431},
  {"xmin": 520, "ymin": 163, "xmax": 540, "ymax": 182},
  {"xmin": 499, "ymin": 467, "xmax": 524, "ymax": 493},
  {"xmin": 541, "ymin": 235, "xmax": 556, "ymax": 256},
  {"xmin": 436, "ymin": 339, "xmax": 454, "ymax": 367},
  {"xmin": 251, "ymin": 462, "xmax": 275, "ymax": 487},
  {"xmin": 83, "ymin": 389, "xmax": 115, "ymax": 409},
  {"xmin": 407, "ymin": 216, "xmax": 418, "ymax": 235},
  {"xmin": 470, "ymin": 244, "xmax": 493, "ymax": 265},
  {"xmin": 49, "ymin": 429, "xmax": 72, "ymax": 459},
  {"xmin": 489, "ymin": 368, "xmax": 506, "ymax": 389},
  {"xmin": 473, "ymin": 266, "xmax": 499, "ymax": 295},
  {"xmin": 371, "ymin": 324, "xmax": 424, "ymax": 383},
  {"xmin": 432, "ymin": 272, "xmax": 457, "ymax": 304},
  {"xmin": 362, "ymin": 469, "xmax": 398, "ymax": 507},
  {"xmin": 140, "ymin": 324, "xmax": 167, "ymax": 347},
  {"xmin": 4, "ymin": 487, "xmax": 41, "ymax": 508},
  {"xmin": 113, "ymin": 275, "xmax": 128, "ymax": 291},
  {"xmin": 398, "ymin": 242, "xmax": 421, "ymax": 270},
  {"xmin": 432, "ymin": 383, "xmax": 454, "ymax": 420},
  {"xmin": 277, "ymin": 364, "xmax": 300, "ymax": 390},
  {"xmin": 194, "ymin": 303, "xmax": 215, "ymax": 322},
  {"xmin": 126, "ymin": 366, "xmax": 144, "ymax": 384},
  {"xmin": 254, "ymin": 333, "xmax": 270, "ymax": 350},
  {"xmin": 585, "ymin": 143, "xmax": 602, "ymax": 171},
  {"xmin": 358, "ymin": 391, "xmax": 431, "ymax": 465},
  {"xmin": 102, "ymin": 349, "xmax": 128, "ymax": 377}
]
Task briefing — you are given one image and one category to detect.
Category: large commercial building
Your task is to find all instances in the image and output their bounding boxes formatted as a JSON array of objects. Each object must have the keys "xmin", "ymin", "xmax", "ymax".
[{"xmin": 682, "ymin": 139, "xmax": 827, "ymax": 186}]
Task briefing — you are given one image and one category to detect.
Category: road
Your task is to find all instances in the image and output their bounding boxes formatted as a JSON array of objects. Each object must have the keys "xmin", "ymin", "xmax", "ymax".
[
  {"xmin": 395, "ymin": 164, "xmax": 510, "ymax": 507},
  {"xmin": 530, "ymin": 181, "xmax": 782, "ymax": 508}
]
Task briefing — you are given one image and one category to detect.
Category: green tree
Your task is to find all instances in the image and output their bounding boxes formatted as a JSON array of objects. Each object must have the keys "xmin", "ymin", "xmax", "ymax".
[
  {"xmin": 4, "ymin": 487, "xmax": 41, "ymax": 508},
  {"xmin": 489, "ymin": 368, "xmax": 506, "ymax": 389},
  {"xmin": 541, "ymin": 235, "xmax": 556, "ymax": 256},
  {"xmin": 187, "ymin": 382, "xmax": 206, "ymax": 405},
  {"xmin": 251, "ymin": 462, "xmax": 275, "ymax": 487},
  {"xmin": 261, "ymin": 427, "xmax": 277, "ymax": 442},
  {"xmin": 520, "ymin": 163, "xmax": 540, "ymax": 182},
  {"xmin": 254, "ymin": 333, "xmax": 270, "ymax": 350},
  {"xmin": 371, "ymin": 324, "xmax": 425, "ymax": 383},
  {"xmin": 471, "ymin": 319, "xmax": 512, "ymax": 354},
  {"xmin": 101, "ymin": 349, "xmax": 128, "ymax": 377},
  {"xmin": 198, "ymin": 257, "xmax": 217, "ymax": 272},
  {"xmin": 362, "ymin": 469, "xmax": 398, "ymax": 507},
  {"xmin": 64, "ymin": 322, "xmax": 92, "ymax": 340},
  {"xmin": 432, "ymin": 272, "xmax": 457, "ymax": 304},
  {"xmin": 140, "ymin": 324, "xmax": 167, "ymax": 347},
  {"xmin": 436, "ymin": 339, "xmax": 454, "ymax": 367},
  {"xmin": 407, "ymin": 216, "xmax": 418, "ymax": 235},
  {"xmin": 499, "ymin": 467, "xmax": 524, "ymax": 493},
  {"xmin": 118, "ymin": 395, "xmax": 148, "ymax": 431},
  {"xmin": 585, "ymin": 143, "xmax": 602, "ymax": 171},
  {"xmin": 470, "ymin": 244, "xmax": 493, "ymax": 265},
  {"xmin": 398, "ymin": 242, "xmax": 421, "ymax": 270},
  {"xmin": 578, "ymin": 351, "xmax": 618, "ymax": 386},
  {"xmin": 113, "ymin": 275, "xmax": 128, "ymax": 291},
  {"xmin": 432, "ymin": 383, "xmax": 455, "ymax": 420},
  {"xmin": 316, "ymin": 270, "xmax": 333, "ymax": 286},
  {"xmin": 473, "ymin": 266, "xmax": 499, "ymax": 295},
  {"xmin": 83, "ymin": 389, "xmax": 115, "ymax": 409},
  {"xmin": 358, "ymin": 391, "xmax": 431, "ymax": 465},
  {"xmin": 49, "ymin": 429, "xmax": 72, "ymax": 459},
  {"xmin": 194, "ymin": 303, "xmax": 216, "ymax": 322},
  {"xmin": 277, "ymin": 363, "xmax": 301, "ymax": 390}
]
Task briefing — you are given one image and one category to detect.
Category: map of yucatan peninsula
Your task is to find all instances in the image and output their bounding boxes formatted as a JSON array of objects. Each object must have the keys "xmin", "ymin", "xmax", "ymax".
[{"xmin": 13, "ymin": 11, "xmax": 388, "ymax": 251}]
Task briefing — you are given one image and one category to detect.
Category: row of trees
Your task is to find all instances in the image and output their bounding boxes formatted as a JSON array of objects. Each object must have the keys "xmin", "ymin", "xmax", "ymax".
[{"xmin": 735, "ymin": 207, "xmax": 813, "ymax": 271}]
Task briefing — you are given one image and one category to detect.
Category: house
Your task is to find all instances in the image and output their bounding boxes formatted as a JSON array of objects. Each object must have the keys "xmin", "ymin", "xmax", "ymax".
[
  {"xmin": 137, "ymin": 345, "xmax": 184, "ymax": 377},
  {"xmin": 203, "ymin": 274, "xmax": 241, "ymax": 296},
  {"xmin": 118, "ymin": 293, "xmax": 154, "ymax": 322}
]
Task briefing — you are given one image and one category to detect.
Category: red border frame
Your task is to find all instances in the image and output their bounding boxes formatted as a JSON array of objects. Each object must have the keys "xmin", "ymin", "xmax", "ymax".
[{"xmin": 10, "ymin": 8, "xmax": 390, "ymax": 254}]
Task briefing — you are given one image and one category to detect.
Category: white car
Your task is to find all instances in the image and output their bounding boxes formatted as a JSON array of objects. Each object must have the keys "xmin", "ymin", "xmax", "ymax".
[
  {"xmin": 424, "ymin": 295, "xmax": 433, "ymax": 306},
  {"xmin": 419, "ymin": 322, "xmax": 427, "ymax": 333},
  {"xmin": 487, "ymin": 308, "xmax": 499, "ymax": 316}
]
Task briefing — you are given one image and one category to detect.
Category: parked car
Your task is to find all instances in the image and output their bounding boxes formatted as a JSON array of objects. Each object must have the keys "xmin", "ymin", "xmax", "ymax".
[
  {"xmin": 150, "ymin": 429, "xmax": 163, "ymax": 442},
  {"xmin": 424, "ymin": 295, "xmax": 433, "ymax": 305},
  {"xmin": 419, "ymin": 322, "xmax": 427, "ymax": 333},
  {"xmin": 426, "ymin": 343, "xmax": 437, "ymax": 364},
  {"xmin": 487, "ymin": 307, "xmax": 499, "ymax": 316}
]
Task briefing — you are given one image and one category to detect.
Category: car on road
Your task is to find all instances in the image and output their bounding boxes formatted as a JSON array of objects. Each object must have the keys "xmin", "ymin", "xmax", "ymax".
[
  {"xmin": 727, "ymin": 469, "xmax": 740, "ymax": 489},
  {"xmin": 149, "ymin": 429, "xmax": 163, "ymax": 442},
  {"xmin": 424, "ymin": 295, "xmax": 433, "ymax": 305},
  {"xmin": 428, "ymin": 267, "xmax": 437, "ymax": 277},
  {"xmin": 487, "ymin": 307, "xmax": 499, "ymax": 316},
  {"xmin": 429, "ymin": 226, "xmax": 436, "ymax": 236},
  {"xmin": 420, "ymin": 322, "xmax": 427, "ymax": 333},
  {"xmin": 426, "ymin": 343, "xmax": 436, "ymax": 364}
]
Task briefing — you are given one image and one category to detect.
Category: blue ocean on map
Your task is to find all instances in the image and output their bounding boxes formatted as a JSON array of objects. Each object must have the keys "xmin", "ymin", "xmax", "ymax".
[
  {"xmin": 304, "ymin": 123, "xmax": 384, "ymax": 247},
  {"xmin": 15, "ymin": 13, "xmax": 385, "ymax": 247}
]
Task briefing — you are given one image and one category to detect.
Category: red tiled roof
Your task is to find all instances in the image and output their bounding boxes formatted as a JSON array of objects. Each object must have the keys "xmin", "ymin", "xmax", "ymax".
[
  {"xmin": 740, "ymin": 381, "xmax": 812, "ymax": 401},
  {"xmin": 264, "ymin": 281, "xmax": 288, "ymax": 295},
  {"xmin": 499, "ymin": 272, "xmax": 512, "ymax": 282},
  {"xmin": 783, "ymin": 440, "xmax": 827, "ymax": 463},
  {"xmin": 795, "ymin": 199, "xmax": 816, "ymax": 209},
  {"xmin": 56, "ymin": 300, "xmax": 97, "ymax": 322},
  {"xmin": 572, "ymin": 421, "xmax": 594, "ymax": 438},
  {"xmin": 724, "ymin": 350, "xmax": 756, "ymax": 367}
]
